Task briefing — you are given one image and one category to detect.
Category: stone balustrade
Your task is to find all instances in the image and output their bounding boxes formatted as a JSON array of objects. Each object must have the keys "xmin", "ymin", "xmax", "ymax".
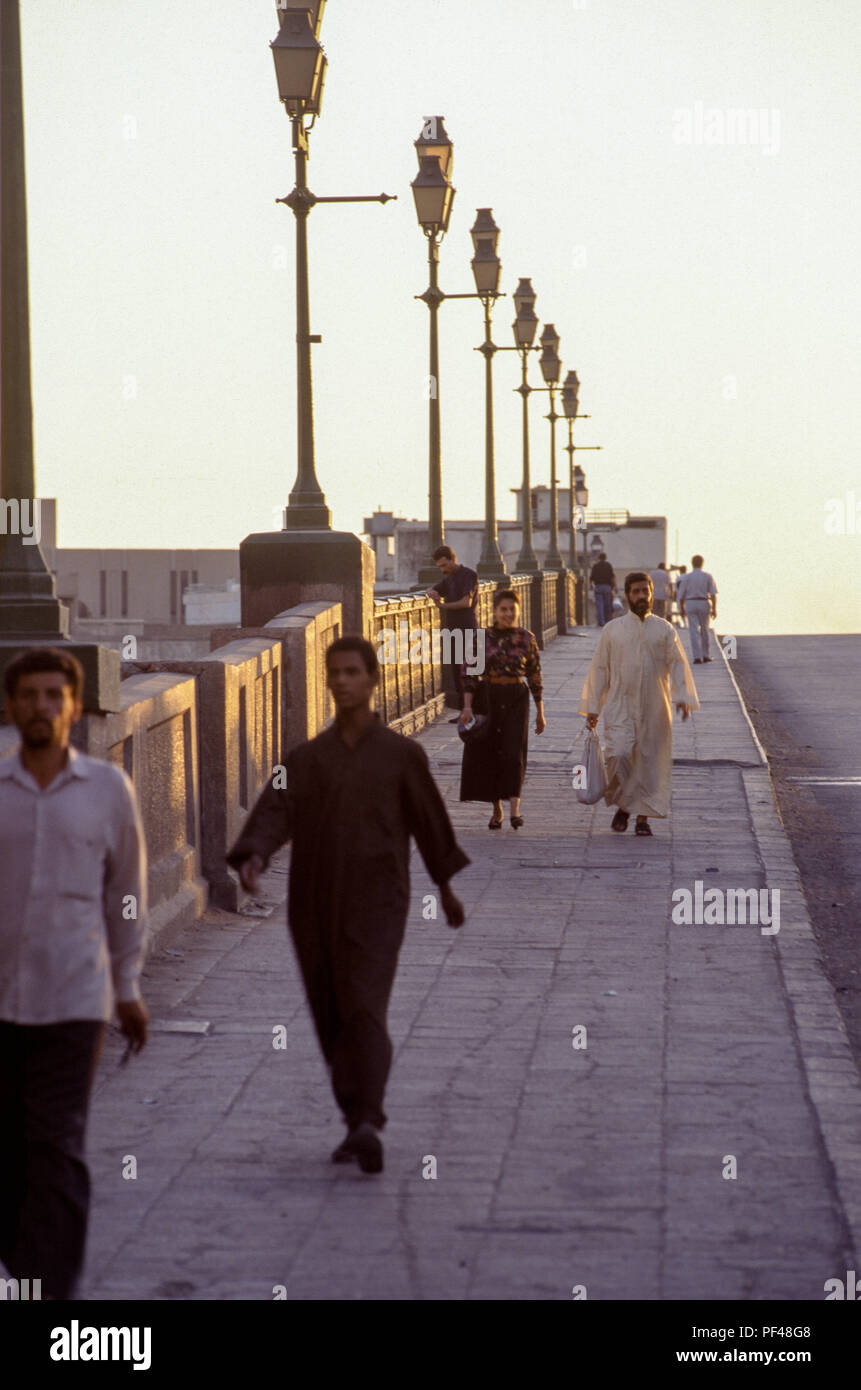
[{"xmin": 0, "ymin": 572, "xmax": 582, "ymax": 939}]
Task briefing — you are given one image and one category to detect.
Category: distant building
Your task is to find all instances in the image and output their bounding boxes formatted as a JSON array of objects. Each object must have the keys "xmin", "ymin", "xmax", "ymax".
[
  {"xmin": 364, "ymin": 487, "xmax": 666, "ymax": 593},
  {"xmin": 36, "ymin": 499, "xmax": 239, "ymax": 628}
]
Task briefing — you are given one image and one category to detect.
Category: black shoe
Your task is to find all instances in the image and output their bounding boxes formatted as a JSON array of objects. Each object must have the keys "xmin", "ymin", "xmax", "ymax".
[
  {"xmin": 693, "ymin": 658, "xmax": 703, "ymax": 664},
  {"xmin": 510, "ymin": 815, "xmax": 524, "ymax": 829},
  {"xmin": 611, "ymin": 809, "xmax": 629, "ymax": 832},
  {"xmin": 350, "ymin": 1123, "xmax": 384, "ymax": 1174},
  {"xmin": 703, "ymin": 657, "xmax": 714, "ymax": 662}
]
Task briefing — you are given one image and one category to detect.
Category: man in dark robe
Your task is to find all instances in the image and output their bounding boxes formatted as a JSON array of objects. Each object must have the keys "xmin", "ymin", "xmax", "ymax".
[{"xmin": 226, "ymin": 636, "xmax": 469, "ymax": 1174}]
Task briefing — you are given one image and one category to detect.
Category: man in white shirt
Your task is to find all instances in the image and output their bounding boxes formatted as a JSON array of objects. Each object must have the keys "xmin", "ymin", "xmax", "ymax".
[
  {"xmin": 676, "ymin": 555, "xmax": 718, "ymax": 664},
  {"xmin": 0, "ymin": 647, "xmax": 149, "ymax": 1300},
  {"xmin": 648, "ymin": 562, "xmax": 674, "ymax": 619}
]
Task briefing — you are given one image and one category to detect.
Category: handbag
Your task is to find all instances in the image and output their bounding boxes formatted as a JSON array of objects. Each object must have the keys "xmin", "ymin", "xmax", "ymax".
[
  {"xmin": 457, "ymin": 713, "xmax": 490, "ymax": 745},
  {"xmin": 576, "ymin": 725, "xmax": 607, "ymax": 804}
]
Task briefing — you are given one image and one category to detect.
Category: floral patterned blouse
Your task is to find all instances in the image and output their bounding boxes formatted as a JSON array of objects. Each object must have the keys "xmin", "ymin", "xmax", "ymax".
[{"xmin": 463, "ymin": 625, "xmax": 543, "ymax": 703}]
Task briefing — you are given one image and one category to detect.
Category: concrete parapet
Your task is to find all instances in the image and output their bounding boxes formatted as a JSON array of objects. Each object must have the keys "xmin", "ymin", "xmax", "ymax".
[
  {"xmin": 372, "ymin": 592, "xmax": 445, "ymax": 723},
  {"xmin": 121, "ymin": 638, "xmax": 282, "ymax": 910},
  {"xmin": 75, "ymin": 671, "xmax": 206, "ymax": 948},
  {"xmin": 209, "ymin": 601, "xmax": 341, "ymax": 752}
]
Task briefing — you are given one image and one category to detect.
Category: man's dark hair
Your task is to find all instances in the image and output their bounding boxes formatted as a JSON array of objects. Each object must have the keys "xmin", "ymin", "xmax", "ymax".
[
  {"xmin": 432, "ymin": 545, "xmax": 455, "ymax": 563},
  {"xmin": 492, "ymin": 588, "xmax": 521, "ymax": 609},
  {"xmin": 624, "ymin": 571, "xmax": 653, "ymax": 597},
  {"xmin": 598, "ymin": 552, "xmax": 607, "ymax": 561},
  {"xmin": 325, "ymin": 636, "xmax": 379, "ymax": 678},
  {"xmin": 657, "ymin": 562, "xmax": 666, "ymax": 570},
  {"xmin": 3, "ymin": 646, "xmax": 85, "ymax": 702},
  {"xmin": 691, "ymin": 555, "xmax": 704, "ymax": 568}
]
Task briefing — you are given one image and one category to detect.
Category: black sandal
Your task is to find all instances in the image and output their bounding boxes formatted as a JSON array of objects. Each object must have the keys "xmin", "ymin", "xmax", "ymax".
[
  {"xmin": 635, "ymin": 818, "xmax": 653, "ymax": 836},
  {"xmin": 611, "ymin": 809, "xmax": 629, "ymax": 832},
  {"xmin": 510, "ymin": 816, "xmax": 524, "ymax": 829},
  {"xmin": 488, "ymin": 812, "xmax": 503, "ymax": 830}
]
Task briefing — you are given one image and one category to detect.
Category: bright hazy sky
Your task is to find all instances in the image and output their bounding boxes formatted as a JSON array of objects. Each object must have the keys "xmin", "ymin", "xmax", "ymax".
[{"xmin": 19, "ymin": 0, "xmax": 861, "ymax": 634}]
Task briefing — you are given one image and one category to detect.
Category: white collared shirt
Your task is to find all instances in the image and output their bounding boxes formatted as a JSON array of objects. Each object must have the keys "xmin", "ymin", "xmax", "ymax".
[
  {"xmin": 0, "ymin": 745, "xmax": 148, "ymax": 1023},
  {"xmin": 649, "ymin": 569, "xmax": 673, "ymax": 600},
  {"xmin": 676, "ymin": 570, "xmax": 717, "ymax": 602}
]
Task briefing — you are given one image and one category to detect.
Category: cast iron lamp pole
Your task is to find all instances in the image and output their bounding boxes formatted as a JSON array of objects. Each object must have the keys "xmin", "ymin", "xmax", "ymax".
[
  {"xmin": 538, "ymin": 324, "xmax": 563, "ymax": 571},
  {"xmin": 271, "ymin": 5, "xmax": 395, "ymax": 530},
  {"xmin": 561, "ymin": 369, "xmax": 601, "ymax": 568},
  {"xmin": 511, "ymin": 280, "xmax": 540, "ymax": 573},
  {"xmin": 411, "ymin": 126, "xmax": 504, "ymax": 584},
  {"xmin": 471, "ymin": 210, "xmax": 506, "ymax": 578},
  {"xmin": 411, "ymin": 119, "xmax": 457, "ymax": 587},
  {"xmin": 0, "ymin": 0, "xmax": 68, "ymax": 638}
]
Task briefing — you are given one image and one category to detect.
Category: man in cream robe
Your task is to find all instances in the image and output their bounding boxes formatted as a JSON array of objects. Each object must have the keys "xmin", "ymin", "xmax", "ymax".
[{"xmin": 579, "ymin": 571, "xmax": 699, "ymax": 834}]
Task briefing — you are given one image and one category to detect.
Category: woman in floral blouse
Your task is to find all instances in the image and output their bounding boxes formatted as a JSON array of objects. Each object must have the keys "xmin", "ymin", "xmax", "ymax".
[{"xmin": 458, "ymin": 589, "xmax": 546, "ymax": 828}]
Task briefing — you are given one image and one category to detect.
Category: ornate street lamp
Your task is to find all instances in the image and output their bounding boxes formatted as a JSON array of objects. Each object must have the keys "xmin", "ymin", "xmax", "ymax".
[
  {"xmin": 511, "ymin": 279, "xmax": 540, "ymax": 573},
  {"xmin": 539, "ymin": 324, "xmax": 563, "ymax": 570},
  {"xmin": 562, "ymin": 369, "xmax": 581, "ymax": 570},
  {"xmin": 271, "ymin": 8, "xmax": 327, "ymax": 115},
  {"xmin": 411, "ymin": 119, "xmax": 457, "ymax": 586},
  {"xmin": 470, "ymin": 210, "xmax": 506, "ymax": 578},
  {"xmin": 561, "ymin": 368, "xmax": 601, "ymax": 619},
  {"xmin": 271, "ymin": 7, "xmax": 395, "ymax": 530},
  {"xmin": 414, "ymin": 114, "xmax": 454, "ymax": 179}
]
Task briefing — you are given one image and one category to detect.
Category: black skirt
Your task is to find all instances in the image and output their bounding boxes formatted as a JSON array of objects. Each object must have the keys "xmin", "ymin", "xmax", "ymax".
[{"xmin": 459, "ymin": 681, "xmax": 530, "ymax": 803}]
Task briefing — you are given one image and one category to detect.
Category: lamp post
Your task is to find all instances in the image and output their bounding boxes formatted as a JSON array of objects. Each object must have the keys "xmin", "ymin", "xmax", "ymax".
[
  {"xmin": 572, "ymin": 465, "xmax": 588, "ymax": 558},
  {"xmin": 470, "ymin": 210, "xmax": 506, "ymax": 578},
  {"xmin": 512, "ymin": 280, "xmax": 540, "ymax": 573},
  {"xmin": 561, "ymin": 369, "xmax": 602, "ymax": 562},
  {"xmin": 0, "ymin": 0, "xmax": 69, "ymax": 642},
  {"xmin": 0, "ymin": 0, "xmax": 122, "ymax": 711},
  {"xmin": 561, "ymin": 369, "xmax": 602, "ymax": 623},
  {"xmin": 411, "ymin": 118, "xmax": 456, "ymax": 586},
  {"xmin": 538, "ymin": 324, "xmax": 563, "ymax": 571},
  {"xmin": 271, "ymin": 5, "xmax": 395, "ymax": 529}
]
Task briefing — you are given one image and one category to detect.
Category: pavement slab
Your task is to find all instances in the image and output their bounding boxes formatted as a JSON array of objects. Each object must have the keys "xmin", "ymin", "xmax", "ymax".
[{"xmin": 77, "ymin": 626, "xmax": 861, "ymax": 1301}]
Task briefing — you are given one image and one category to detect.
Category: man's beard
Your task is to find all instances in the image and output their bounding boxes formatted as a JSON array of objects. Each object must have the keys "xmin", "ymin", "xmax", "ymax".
[{"xmin": 21, "ymin": 723, "xmax": 53, "ymax": 748}]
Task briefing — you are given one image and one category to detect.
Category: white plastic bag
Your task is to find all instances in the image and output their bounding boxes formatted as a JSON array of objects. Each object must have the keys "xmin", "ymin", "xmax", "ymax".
[{"xmin": 576, "ymin": 725, "xmax": 607, "ymax": 804}]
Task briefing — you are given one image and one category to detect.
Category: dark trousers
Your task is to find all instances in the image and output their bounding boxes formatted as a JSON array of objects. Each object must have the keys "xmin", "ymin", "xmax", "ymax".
[
  {"xmin": 0, "ymin": 1019, "xmax": 105, "ymax": 1300},
  {"xmin": 594, "ymin": 585, "xmax": 614, "ymax": 626},
  {"xmin": 440, "ymin": 622, "xmax": 475, "ymax": 710},
  {"xmin": 300, "ymin": 933, "xmax": 401, "ymax": 1132}
]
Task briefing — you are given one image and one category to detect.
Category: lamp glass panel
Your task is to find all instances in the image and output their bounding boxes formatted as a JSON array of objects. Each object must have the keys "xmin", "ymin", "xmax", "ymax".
[
  {"xmin": 415, "ymin": 118, "xmax": 453, "ymax": 176},
  {"xmin": 540, "ymin": 352, "xmax": 560, "ymax": 384},
  {"xmin": 472, "ymin": 255, "xmax": 501, "ymax": 294},
  {"xmin": 412, "ymin": 182, "xmax": 448, "ymax": 228},
  {"xmin": 513, "ymin": 312, "xmax": 538, "ymax": 348}
]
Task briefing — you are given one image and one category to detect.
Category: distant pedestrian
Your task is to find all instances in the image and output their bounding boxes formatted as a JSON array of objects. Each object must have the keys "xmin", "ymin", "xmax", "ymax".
[
  {"xmin": 427, "ymin": 545, "xmax": 479, "ymax": 720},
  {"xmin": 579, "ymin": 573, "xmax": 699, "ymax": 836},
  {"xmin": 0, "ymin": 648, "xmax": 149, "ymax": 1301},
  {"xmin": 589, "ymin": 552, "xmax": 616, "ymax": 626},
  {"xmin": 458, "ymin": 589, "xmax": 545, "ymax": 830},
  {"xmin": 676, "ymin": 555, "xmax": 718, "ymax": 664},
  {"xmin": 227, "ymin": 637, "xmax": 469, "ymax": 1175},
  {"xmin": 649, "ymin": 562, "xmax": 674, "ymax": 620}
]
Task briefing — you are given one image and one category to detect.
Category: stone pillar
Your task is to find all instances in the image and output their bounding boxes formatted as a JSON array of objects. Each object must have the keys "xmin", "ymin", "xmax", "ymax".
[{"xmin": 239, "ymin": 530, "xmax": 375, "ymax": 641}]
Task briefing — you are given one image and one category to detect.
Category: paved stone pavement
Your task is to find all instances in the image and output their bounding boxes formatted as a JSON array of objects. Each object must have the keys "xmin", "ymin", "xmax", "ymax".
[{"xmin": 80, "ymin": 626, "xmax": 861, "ymax": 1301}]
